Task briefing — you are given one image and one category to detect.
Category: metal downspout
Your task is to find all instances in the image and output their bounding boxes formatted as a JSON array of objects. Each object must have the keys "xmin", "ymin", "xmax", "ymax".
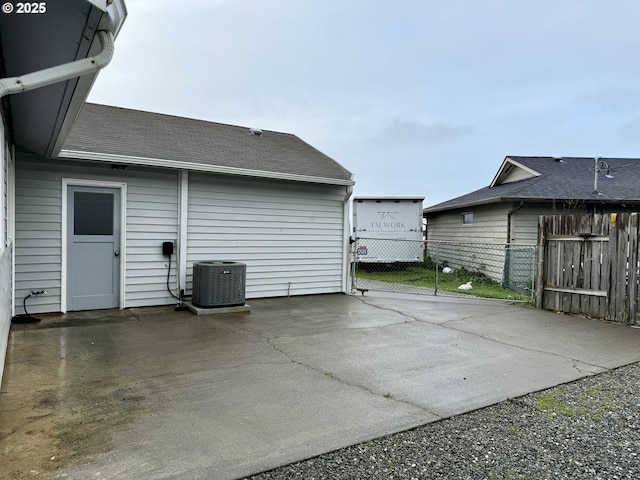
[
  {"xmin": 506, "ymin": 201, "xmax": 524, "ymax": 244},
  {"xmin": 0, "ymin": 30, "xmax": 115, "ymax": 99}
]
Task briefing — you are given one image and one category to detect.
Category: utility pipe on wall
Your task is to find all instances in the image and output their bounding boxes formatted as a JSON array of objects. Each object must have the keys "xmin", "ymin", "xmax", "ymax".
[
  {"xmin": 0, "ymin": 30, "xmax": 115, "ymax": 99},
  {"xmin": 506, "ymin": 201, "xmax": 524, "ymax": 244},
  {"xmin": 342, "ymin": 183, "xmax": 354, "ymax": 293}
]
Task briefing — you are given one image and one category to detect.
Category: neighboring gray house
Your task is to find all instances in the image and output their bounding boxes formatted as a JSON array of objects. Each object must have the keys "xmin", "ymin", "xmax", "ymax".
[
  {"xmin": 0, "ymin": 1, "xmax": 127, "ymax": 384},
  {"xmin": 424, "ymin": 156, "xmax": 640, "ymax": 245},
  {"xmin": 14, "ymin": 103, "xmax": 354, "ymax": 314},
  {"xmin": 423, "ymin": 156, "xmax": 640, "ymax": 287}
]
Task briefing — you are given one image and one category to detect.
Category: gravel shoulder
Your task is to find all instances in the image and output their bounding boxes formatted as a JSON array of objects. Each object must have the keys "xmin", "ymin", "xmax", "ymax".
[{"xmin": 247, "ymin": 362, "xmax": 640, "ymax": 480}]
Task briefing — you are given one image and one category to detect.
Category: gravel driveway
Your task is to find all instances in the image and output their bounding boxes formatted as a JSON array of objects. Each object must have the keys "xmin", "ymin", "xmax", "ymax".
[{"xmin": 246, "ymin": 362, "xmax": 640, "ymax": 480}]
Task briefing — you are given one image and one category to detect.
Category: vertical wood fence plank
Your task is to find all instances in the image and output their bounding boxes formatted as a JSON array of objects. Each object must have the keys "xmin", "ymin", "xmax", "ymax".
[
  {"xmin": 561, "ymin": 230, "xmax": 573, "ymax": 311},
  {"xmin": 582, "ymin": 238, "xmax": 593, "ymax": 315},
  {"xmin": 636, "ymin": 215, "xmax": 640, "ymax": 326},
  {"xmin": 536, "ymin": 213, "xmax": 635, "ymax": 323},
  {"xmin": 614, "ymin": 214, "xmax": 629, "ymax": 323},
  {"xmin": 628, "ymin": 213, "xmax": 638, "ymax": 325},
  {"xmin": 570, "ymin": 238, "xmax": 584, "ymax": 313},
  {"xmin": 593, "ymin": 214, "xmax": 607, "ymax": 319},
  {"xmin": 536, "ymin": 215, "xmax": 546, "ymax": 309}
]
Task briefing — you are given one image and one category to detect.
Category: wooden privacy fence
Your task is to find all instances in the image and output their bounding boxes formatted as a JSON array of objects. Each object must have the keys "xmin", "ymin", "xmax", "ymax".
[{"xmin": 535, "ymin": 213, "xmax": 640, "ymax": 325}]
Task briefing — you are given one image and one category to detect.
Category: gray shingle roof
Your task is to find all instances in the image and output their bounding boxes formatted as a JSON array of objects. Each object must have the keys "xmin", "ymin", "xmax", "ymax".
[
  {"xmin": 424, "ymin": 156, "xmax": 640, "ymax": 214},
  {"xmin": 61, "ymin": 103, "xmax": 353, "ymax": 183}
]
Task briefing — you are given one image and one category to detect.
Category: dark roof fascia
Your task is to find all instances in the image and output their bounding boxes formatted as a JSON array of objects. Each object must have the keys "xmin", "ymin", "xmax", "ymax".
[
  {"xmin": 423, "ymin": 196, "xmax": 640, "ymax": 216},
  {"xmin": 424, "ymin": 197, "xmax": 511, "ymax": 216}
]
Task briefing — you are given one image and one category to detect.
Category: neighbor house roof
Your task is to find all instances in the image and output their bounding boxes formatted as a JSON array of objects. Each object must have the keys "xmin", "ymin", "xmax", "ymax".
[
  {"xmin": 59, "ymin": 103, "xmax": 354, "ymax": 185},
  {"xmin": 424, "ymin": 156, "xmax": 640, "ymax": 215}
]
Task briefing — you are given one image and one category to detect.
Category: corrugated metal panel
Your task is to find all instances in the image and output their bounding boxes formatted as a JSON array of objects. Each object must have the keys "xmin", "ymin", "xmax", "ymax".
[
  {"xmin": 187, "ymin": 174, "xmax": 346, "ymax": 298},
  {"xmin": 14, "ymin": 155, "xmax": 180, "ymax": 313}
]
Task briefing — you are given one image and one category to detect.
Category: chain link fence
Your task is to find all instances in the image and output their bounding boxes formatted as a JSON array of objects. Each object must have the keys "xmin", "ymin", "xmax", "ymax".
[{"xmin": 351, "ymin": 238, "xmax": 537, "ymax": 301}]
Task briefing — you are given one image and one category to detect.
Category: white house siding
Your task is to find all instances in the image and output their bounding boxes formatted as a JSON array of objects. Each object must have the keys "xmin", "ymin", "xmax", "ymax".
[
  {"xmin": 14, "ymin": 155, "xmax": 179, "ymax": 313},
  {"xmin": 510, "ymin": 203, "xmax": 589, "ymax": 245},
  {"xmin": 510, "ymin": 204, "xmax": 547, "ymax": 245},
  {"xmin": 427, "ymin": 203, "xmax": 511, "ymax": 244},
  {"xmin": 1, "ymin": 113, "xmax": 13, "ymax": 387},
  {"xmin": 187, "ymin": 174, "xmax": 347, "ymax": 298},
  {"xmin": 123, "ymin": 171, "xmax": 179, "ymax": 308},
  {"xmin": 426, "ymin": 203, "xmax": 511, "ymax": 282}
]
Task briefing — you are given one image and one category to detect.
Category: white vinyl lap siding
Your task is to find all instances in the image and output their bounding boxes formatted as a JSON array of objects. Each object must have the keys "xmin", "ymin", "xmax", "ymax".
[
  {"xmin": 14, "ymin": 168, "xmax": 63, "ymax": 314},
  {"xmin": 427, "ymin": 204, "xmax": 510, "ymax": 244},
  {"xmin": 124, "ymin": 180, "xmax": 179, "ymax": 307},
  {"xmin": 15, "ymin": 155, "xmax": 347, "ymax": 313},
  {"xmin": 1, "ymin": 113, "xmax": 13, "ymax": 386},
  {"xmin": 511, "ymin": 203, "xmax": 588, "ymax": 245},
  {"xmin": 15, "ymin": 155, "xmax": 179, "ymax": 313},
  {"xmin": 187, "ymin": 174, "xmax": 346, "ymax": 298},
  {"xmin": 426, "ymin": 204, "xmax": 511, "ymax": 283}
]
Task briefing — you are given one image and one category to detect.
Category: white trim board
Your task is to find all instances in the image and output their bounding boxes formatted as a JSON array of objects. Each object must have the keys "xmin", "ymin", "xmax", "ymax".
[
  {"xmin": 61, "ymin": 178, "xmax": 127, "ymax": 312},
  {"xmin": 178, "ymin": 170, "xmax": 188, "ymax": 295},
  {"xmin": 59, "ymin": 150, "xmax": 355, "ymax": 186}
]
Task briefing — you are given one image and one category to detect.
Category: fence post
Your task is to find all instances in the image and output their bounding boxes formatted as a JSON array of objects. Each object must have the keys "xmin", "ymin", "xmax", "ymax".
[
  {"xmin": 351, "ymin": 239, "xmax": 357, "ymax": 293},
  {"xmin": 434, "ymin": 241, "xmax": 439, "ymax": 296},
  {"xmin": 535, "ymin": 216, "xmax": 546, "ymax": 309},
  {"xmin": 530, "ymin": 246, "xmax": 536, "ymax": 303},
  {"xmin": 628, "ymin": 213, "xmax": 638, "ymax": 325}
]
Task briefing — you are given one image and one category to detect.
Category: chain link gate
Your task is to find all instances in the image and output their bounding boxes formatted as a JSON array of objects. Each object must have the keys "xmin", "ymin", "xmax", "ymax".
[{"xmin": 351, "ymin": 238, "xmax": 537, "ymax": 301}]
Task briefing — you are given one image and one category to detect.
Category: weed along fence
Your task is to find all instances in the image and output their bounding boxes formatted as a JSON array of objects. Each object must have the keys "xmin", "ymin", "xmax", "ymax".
[
  {"xmin": 536, "ymin": 213, "xmax": 640, "ymax": 325},
  {"xmin": 352, "ymin": 238, "xmax": 536, "ymax": 301}
]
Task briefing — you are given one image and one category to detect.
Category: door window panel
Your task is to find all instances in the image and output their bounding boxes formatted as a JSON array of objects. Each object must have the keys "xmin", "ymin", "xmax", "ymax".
[{"xmin": 74, "ymin": 192, "xmax": 114, "ymax": 235}]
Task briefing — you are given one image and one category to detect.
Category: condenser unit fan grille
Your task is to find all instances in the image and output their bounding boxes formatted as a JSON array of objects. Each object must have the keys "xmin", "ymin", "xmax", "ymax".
[{"xmin": 192, "ymin": 261, "xmax": 246, "ymax": 308}]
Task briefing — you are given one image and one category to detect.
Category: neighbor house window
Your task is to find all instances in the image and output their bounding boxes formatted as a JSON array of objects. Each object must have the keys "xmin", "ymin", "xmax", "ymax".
[{"xmin": 462, "ymin": 212, "xmax": 473, "ymax": 224}]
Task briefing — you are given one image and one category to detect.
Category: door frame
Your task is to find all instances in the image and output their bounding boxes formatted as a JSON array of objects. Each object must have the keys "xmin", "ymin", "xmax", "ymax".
[{"xmin": 61, "ymin": 178, "xmax": 127, "ymax": 313}]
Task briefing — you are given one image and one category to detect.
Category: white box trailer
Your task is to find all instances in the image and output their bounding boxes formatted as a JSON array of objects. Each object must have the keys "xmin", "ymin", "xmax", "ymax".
[{"xmin": 352, "ymin": 196, "xmax": 425, "ymax": 264}]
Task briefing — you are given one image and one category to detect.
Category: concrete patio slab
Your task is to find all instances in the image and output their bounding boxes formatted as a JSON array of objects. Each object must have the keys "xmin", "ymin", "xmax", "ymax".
[{"xmin": 1, "ymin": 292, "xmax": 639, "ymax": 479}]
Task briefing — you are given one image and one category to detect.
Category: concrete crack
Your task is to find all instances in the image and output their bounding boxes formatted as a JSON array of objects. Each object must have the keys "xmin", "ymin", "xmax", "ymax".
[
  {"xmin": 265, "ymin": 336, "xmax": 442, "ymax": 419},
  {"xmin": 572, "ymin": 359, "xmax": 603, "ymax": 375},
  {"xmin": 352, "ymin": 295, "xmax": 610, "ymax": 374},
  {"xmin": 352, "ymin": 295, "xmax": 423, "ymax": 323}
]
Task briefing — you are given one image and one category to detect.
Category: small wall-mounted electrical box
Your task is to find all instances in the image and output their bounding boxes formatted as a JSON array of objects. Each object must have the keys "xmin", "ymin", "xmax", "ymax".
[{"xmin": 162, "ymin": 241, "xmax": 174, "ymax": 256}]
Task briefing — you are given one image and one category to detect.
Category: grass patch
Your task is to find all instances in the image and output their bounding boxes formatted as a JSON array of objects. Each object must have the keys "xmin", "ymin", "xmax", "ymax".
[
  {"xmin": 535, "ymin": 389, "xmax": 581, "ymax": 417},
  {"xmin": 534, "ymin": 386, "xmax": 615, "ymax": 423},
  {"xmin": 355, "ymin": 265, "xmax": 530, "ymax": 301}
]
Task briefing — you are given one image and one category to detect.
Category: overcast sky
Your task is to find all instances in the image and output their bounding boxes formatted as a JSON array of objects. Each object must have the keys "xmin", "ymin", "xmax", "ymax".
[{"xmin": 89, "ymin": 0, "xmax": 640, "ymax": 207}]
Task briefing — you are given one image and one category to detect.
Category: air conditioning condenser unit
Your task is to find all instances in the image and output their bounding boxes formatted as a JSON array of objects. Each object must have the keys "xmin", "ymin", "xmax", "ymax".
[{"xmin": 192, "ymin": 261, "xmax": 246, "ymax": 308}]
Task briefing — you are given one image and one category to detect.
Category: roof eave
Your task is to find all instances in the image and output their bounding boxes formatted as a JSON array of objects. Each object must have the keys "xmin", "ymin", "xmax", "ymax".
[
  {"xmin": 49, "ymin": 0, "xmax": 127, "ymax": 157},
  {"xmin": 424, "ymin": 196, "xmax": 640, "ymax": 216},
  {"xmin": 423, "ymin": 197, "xmax": 507, "ymax": 216},
  {"xmin": 58, "ymin": 149, "xmax": 355, "ymax": 186}
]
